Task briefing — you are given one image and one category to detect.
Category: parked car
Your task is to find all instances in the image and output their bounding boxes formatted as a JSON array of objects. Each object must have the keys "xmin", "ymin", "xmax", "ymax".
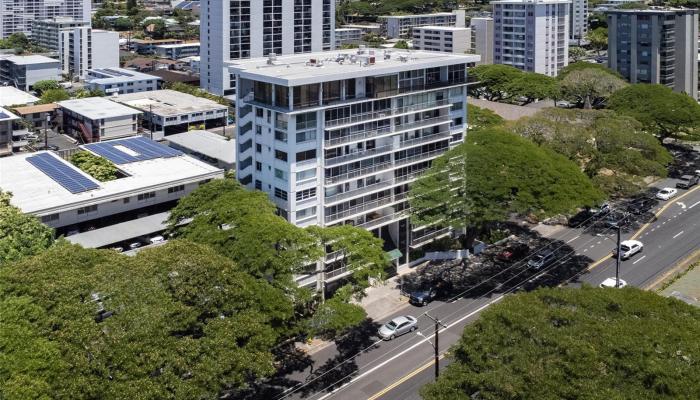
[
  {"xmin": 656, "ymin": 187, "xmax": 678, "ymax": 200},
  {"xmin": 378, "ymin": 315, "xmax": 418, "ymax": 340},
  {"xmin": 409, "ymin": 288, "xmax": 437, "ymax": 306},
  {"xmin": 603, "ymin": 211, "xmax": 630, "ymax": 229},
  {"xmin": 676, "ymin": 175, "xmax": 699, "ymax": 189},
  {"xmin": 149, "ymin": 235, "xmax": 165, "ymax": 245},
  {"xmin": 24, "ymin": 133, "xmax": 39, "ymax": 141},
  {"xmin": 527, "ymin": 251, "xmax": 556, "ymax": 270},
  {"xmin": 128, "ymin": 242, "xmax": 142, "ymax": 250},
  {"xmin": 600, "ymin": 277, "xmax": 627, "ymax": 288},
  {"xmin": 627, "ymin": 198, "xmax": 656, "ymax": 215},
  {"xmin": 612, "ymin": 240, "xmax": 643, "ymax": 260},
  {"xmin": 495, "ymin": 242, "xmax": 529, "ymax": 262}
]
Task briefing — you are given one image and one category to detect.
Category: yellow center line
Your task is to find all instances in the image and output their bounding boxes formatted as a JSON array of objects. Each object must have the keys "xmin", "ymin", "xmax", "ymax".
[{"xmin": 368, "ymin": 185, "xmax": 700, "ymax": 400}]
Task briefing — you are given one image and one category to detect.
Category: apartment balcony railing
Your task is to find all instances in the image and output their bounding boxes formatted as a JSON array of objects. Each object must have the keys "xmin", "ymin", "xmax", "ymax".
[
  {"xmin": 410, "ymin": 227, "xmax": 450, "ymax": 247},
  {"xmin": 239, "ymin": 104, "xmax": 252, "ymax": 119},
  {"xmin": 324, "ymin": 126, "xmax": 393, "ymax": 148},
  {"xmin": 324, "ymin": 98, "xmax": 450, "ymax": 129},
  {"xmin": 239, "ymin": 121, "xmax": 253, "ymax": 136},
  {"xmin": 357, "ymin": 210, "xmax": 410, "ymax": 230},
  {"xmin": 324, "ymin": 265, "xmax": 353, "ymax": 281},
  {"xmin": 324, "ymin": 195, "xmax": 396, "ymax": 223},
  {"xmin": 324, "ymin": 169, "xmax": 428, "ymax": 205},
  {"xmin": 239, "ymin": 156, "xmax": 253, "ymax": 171},
  {"xmin": 325, "ymin": 131, "xmax": 448, "ymax": 167},
  {"xmin": 239, "ymin": 138, "xmax": 252, "ymax": 153}
]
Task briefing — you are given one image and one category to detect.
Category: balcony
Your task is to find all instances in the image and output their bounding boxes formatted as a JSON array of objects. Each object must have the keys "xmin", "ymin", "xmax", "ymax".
[
  {"xmin": 324, "ymin": 169, "xmax": 428, "ymax": 205},
  {"xmin": 239, "ymin": 121, "xmax": 253, "ymax": 136},
  {"xmin": 410, "ymin": 227, "xmax": 450, "ymax": 248},
  {"xmin": 239, "ymin": 138, "xmax": 252, "ymax": 153},
  {"xmin": 357, "ymin": 210, "xmax": 410, "ymax": 230},
  {"xmin": 325, "ymin": 195, "xmax": 396, "ymax": 223},
  {"xmin": 324, "ymin": 265, "xmax": 353, "ymax": 281},
  {"xmin": 324, "ymin": 125, "xmax": 392, "ymax": 148},
  {"xmin": 324, "ymin": 99, "xmax": 450, "ymax": 129},
  {"xmin": 239, "ymin": 104, "xmax": 252, "ymax": 119}
]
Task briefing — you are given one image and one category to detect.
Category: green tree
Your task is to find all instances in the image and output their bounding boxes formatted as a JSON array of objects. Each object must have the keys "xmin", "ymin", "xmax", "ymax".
[
  {"xmin": 505, "ymin": 72, "xmax": 559, "ymax": 105},
  {"xmin": 559, "ymin": 66, "xmax": 627, "ymax": 109},
  {"xmin": 112, "ymin": 17, "xmax": 134, "ymax": 31},
  {"xmin": 0, "ymin": 191, "xmax": 54, "ymax": 265},
  {"xmin": 126, "ymin": 0, "xmax": 138, "ymax": 13},
  {"xmin": 38, "ymin": 88, "xmax": 70, "ymax": 104},
  {"xmin": 586, "ymin": 27, "xmax": 608, "ymax": 55},
  {"xmin": 467, "ymin": 103, "xmax": 504, "ymax": 130},
  {"xmin": 558, "ymin": 61, "xmax": 622, "ymax": 79},
  {"xmin": 165, "ymin": 82, "xmax": 229, "ymax": 106},
  {"xmin": 468, "ymin": 64, "xmax": 523, "ymax": 102},
  {"xmin": 421, "ymin": 287, "xmax": 700, "ymax": 400},
  {"xmin": 70, "ymin": 151, "xmax": 119, "ymax": 181},
  {"xmin": 393, "ymin": 39, "xmax": 409, "ymax": 49},
  {"xmin": 511, "ymin": 108, "xmax": 672, "ymax": 197},
  {"xmin": 31, "ymin": 80, "xmax": 61, "ymax": 96},
  {"xmin": 608, "ymin": 84, "xmax": 700, "ymax": 140},
  {"xmin": 410, "ymin": 128, "xmax": 603, "ymax": 244},
  {"xmin": 568, "ymin": 46, "xmax": 587, "ymax": 62},
  {"xmin": 0, "ymin": 241, "xmax": 292, "ymax": 399}
]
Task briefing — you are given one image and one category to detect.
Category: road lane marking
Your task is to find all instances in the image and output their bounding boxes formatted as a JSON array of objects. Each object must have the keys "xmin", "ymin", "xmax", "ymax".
[
  {"xmin": 633, "ymin": 255, "xmax": 646, "ymax": 265},
  {"xmin": 318, "ymin": 297, "xmax": 505, "ymax": 400},
  {"xmin": 566, "ymin": 235, "xmax": 580, "ymax": 243},
  {"xmin": 677, "ymin": 202, "xmax": 686, "ymax": 209},
  {"xmin": 673, "ymin": 231, "xmax": 684, "ymax": 239},
  {"xmin": 690, "ymin": 200, "xmax": 700, "ymax": 209},
  {"xmin": 365, "ymin": 355, "xmax": 445, "ymax": 400},
  {"xmin": 629, "ymin": 185, "xmax": 700, "ymax": 241}
]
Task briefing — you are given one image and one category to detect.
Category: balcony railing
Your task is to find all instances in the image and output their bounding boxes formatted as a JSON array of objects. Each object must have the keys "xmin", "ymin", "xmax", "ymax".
[
  {"xmin": 357, "ymin": 210, "xmax": 410, "ymax": 230},
  {"xmin": 410, "ymin": 227, "xmax": 450, "ymax": 247},
  {"xmin": 325, "ymin": 195, "xmax": 396, "ymax": 223},
  {"xmin": 324, "ymin": 169, "xmax": 428, "ymax": 205},
  {"xmin": 324, "ymin": 99, "xmax": 450, "ymax": 129},
  {"xmin": 324, "ymin": 126, "xmax": 392, "ymax": 148},
  {"xmin": 325, "ymin": 265, "xmax": 353, "ymax": 280}
]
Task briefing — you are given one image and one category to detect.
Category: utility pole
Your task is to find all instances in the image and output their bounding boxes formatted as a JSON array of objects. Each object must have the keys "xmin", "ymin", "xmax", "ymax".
[
  {"xmin": 615, "ymin": 226, "xmax": 622, "ymax": 287},
  {"xmin": 423, "ymin": 312, "xmax": 447, "ymax": 380}
]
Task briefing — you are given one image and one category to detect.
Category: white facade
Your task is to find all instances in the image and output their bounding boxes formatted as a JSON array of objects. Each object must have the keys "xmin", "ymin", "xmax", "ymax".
[
  {"xmin": 91, "ymin": 30, "xmax": 119, "ymax": 71},
  {"xmin": 154, "ymin": 42, "xmax": 200, "ymax": 59},
  {"xmin": 200, "ymin": 0, "xmax": 336, "ymax": 96},
  {"xmin": 0, "ymin": 0, "xmax": 90, "ymax": 38},
  {"xmin": 570, "ymin": 0, "xmax": 588, "ymax": 41},
  {"xmin": 379, "ymin": 12, "xmax": 463, "ymax": 39},
  {"xmin": 470, "ymin": 17, "xmax": 494, "ymax": 64},
  {"xmin": 229, "ymin": 49, "xmax": 477, "ymax": 286},
  {"xmin": 493, "ymin": 0, "xmax": 570, "ymax": 76},
  {"xmin": 413, "ymin": 26, "xmax": 471, "ymax": 54},
  {"xmin": 335, "ymin": 28, "xmax": 362, "ymax": 48},
  {"xmin": 0, "ymin": 55, "xmax": 61, "ymax": 91},
  {"xmin": 86, "ymin": 67, "xmax": 161, "ymax": 94},
  {"xmin": 58, "ymin": 97, "xmax": 142, "ymax": 142}
]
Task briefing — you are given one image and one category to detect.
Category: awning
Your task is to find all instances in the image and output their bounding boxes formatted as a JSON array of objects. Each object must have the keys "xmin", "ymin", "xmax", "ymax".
[
  {"xmin": 66, "ymin": 211, "xmax": 171, "ymax": 248},
  {"xmin": 385, "ymin": 249, "xmax": 403, "ymax": 261}
]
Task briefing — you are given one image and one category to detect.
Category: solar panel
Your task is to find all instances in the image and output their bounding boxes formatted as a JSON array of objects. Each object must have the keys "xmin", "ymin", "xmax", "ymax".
[
  {"xmin": 27, "ymin": 153, "xmax": 100, "ymax": 194},
  {"xmin": 83, "ymin": 137, "xmax": 182, "ymax": 165}
]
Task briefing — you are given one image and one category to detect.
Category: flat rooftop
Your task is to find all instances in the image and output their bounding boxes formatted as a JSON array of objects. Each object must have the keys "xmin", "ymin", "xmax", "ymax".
[
  {"xmin": 154, "ymin": 42, "xmax": 200, "ymax": 49},
  {"xmin": 606, "ymin": 7, "xmax": 698, "ymax": 13},
  {"xmin": 335, "ymin": 28, "xmax": 362, "ymax": 32},
  {"xmin": 228, "ymin": 49, "xmax": 480, "ymax": 86},
  {"xmin": 0, "ymin": 87, "xmax": 40, "ymax": 106},
  {"xmin": 1, "ymin": 54, "xmax": 60, "ymax": 65},
  {"xmin": 166, "ymin": 130, "xmax": 235, "ymax": 164},
  {"xmin": 0, "ymin": 107, "xmax": 19, "ymax": 121},
  {"xmin": 86, "ymin": 67, "xmax": 162, "ymax": 84},
  {"xmin": 109, "ymin": 89, "xmax": 226, "ymax": 116},
  {"xmin": 414, "ymin": 25, "xmax": 470, "ymax": 31},
  {"xmin": 0, "ymin": 140, "xmax": 222, "ymax": 215},
  {"xmin": 380, "ymin": 13, "xmax": 456, "ymax": 19},
  {"xmin": 58, "ymin": 97, "xmax": 142, "ymax": 120},
  {"xmin": 12, "ymin": 103, "xmax": 58, "ymax": 115}
]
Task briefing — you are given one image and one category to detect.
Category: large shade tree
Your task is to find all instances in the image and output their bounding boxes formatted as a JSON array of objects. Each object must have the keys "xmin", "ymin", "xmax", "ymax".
[
  {"xmin": 0, "ymin": 191, "xmax": 54, "ymax": 265},
  {"xmin": 608, "ymin": 84, "xmax": 700, "ymax": 140},
  {"xmin": 421, "ymin": 286, "xmax": 700, "ymax": 399},
  {"xmin": 557, "ymin": 63, "xmax": 627, "ymax": 109}
]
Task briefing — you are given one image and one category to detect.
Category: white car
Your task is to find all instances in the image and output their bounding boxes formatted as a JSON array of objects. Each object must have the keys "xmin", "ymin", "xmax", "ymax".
[
  {"xmin": 655, "ymin": 187, "xmax": 678, "ymax": 200},
  {"xmin": 600, "ymin": 277, "xmax": 627, "ymax": 288},
  {"xmin": 149, "ymin": 235, "xmax": 165, "ymax": 245},
  {"xmin": 378, "ymin": 315, "xmax": 418, "ymax": 340},
  {"xmin": 612, "ymin": 240, "xmax": 643, "ymax": 260}
]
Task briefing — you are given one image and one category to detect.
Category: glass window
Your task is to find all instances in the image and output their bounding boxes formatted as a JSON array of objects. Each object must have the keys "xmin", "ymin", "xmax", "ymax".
[
  {"xmin": 274, "ymin": 168, "xmax": 287, "ymax": 181},
  {"xmin": 293, "ymin": 84, "xmax": 320, "ymax": 108},
  {"xmin": 296, "ymin": 168, "xmax": 316, "ymax": 181},
  {"xmin": 275, "ymin": 84, "xmax": 289, "ymax": 108},
  {"xmin": 275, "ymin": 150, "xmax": 288, "ymax": 162},
  {"xmin": 254, "ymin": 81, "xmax": 273, "ymax": 105},
  {"xmin": 296, "ymin": 206, "xmax": 317, "ymax": 219},
  {"xmin": 296, "ymin": 188, "xmax": 317, "ymax": 201},
  {"xmin": 274, "ymin": 187, "xmax": 288, "ymax": 200},
  {"xmin": 296, "ymin": 130, "xmax": 316, "ymax": 143},
  {"xmin": 345, "ymin": 78, "xmax": 356, "ymax": 99},
  {"xmin": 322, "ymin": 80, "xmax": 341, "ymax": 103},
  {"xmin": 296, "ymin": 149, "xmax": 316, "ymax": 162},
  {"xmin": 296, "ymin": 112, "xmax": 317, "ymax": 130}
]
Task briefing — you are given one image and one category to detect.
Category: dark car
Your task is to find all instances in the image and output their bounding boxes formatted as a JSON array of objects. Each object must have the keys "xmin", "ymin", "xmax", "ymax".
[
  {"xmin": 603, "ymin": 211, "xmax": 630, "ymax": 229},
  {"xmin": 627, "ymin": 198, "xmax": 656, "ymax": 215},
  {"xmin": 676, "ymin": 175, "xmax": 699, "ymax": 189},
  {"xmin": 495, "ymin": 242, "xmax": 529, "ymax": 262},
  {"xmin": 408, "ymin": 288, "xmax": 437, "ymax": 306}
]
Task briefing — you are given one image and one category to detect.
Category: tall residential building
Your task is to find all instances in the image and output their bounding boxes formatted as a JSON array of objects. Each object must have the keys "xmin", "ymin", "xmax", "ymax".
[
  {"xmin": 379, "ymin": 12, "xmax": 465, "ymax": 39},
  {"xmin": 0, "ymin": 0, "xmax": 90, "ymax": 38},
  {"xmin": 607, "ymin": 8, "xmax": 699, "ymax": 99},
  {"xmin": 33, "ymin": 18, "xmax": 119, "ymax": 79},
  {"xmin": 570, "ymin": 0, "xmax": 588, "ymax": 41},
  {"xmin": 470, "ymin": 17, "xmax": 494, "ymax": 64},
  {"xmin": 200, "ymin": 0, "xmax": 335, "ymax": 96},
  {"xmin": 492, "ymin": 0, "xmax": 570, "ymax": 76},
  {"xmin": 229, "ymin": 49, "xmax": 478, "ymax": 288},
  {"xmin": 412, "ymin": 26, "xmax": 471, "ymax": 54}
]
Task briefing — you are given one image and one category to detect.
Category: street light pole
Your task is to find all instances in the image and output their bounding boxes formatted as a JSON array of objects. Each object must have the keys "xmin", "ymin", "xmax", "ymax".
[
  {"xmin": 423, "ymin": 312, "xmax": 447, "ymax": 380},
  {"xmin": 615, "ymin": 226, "xmax": 622, "ymax": 287}
]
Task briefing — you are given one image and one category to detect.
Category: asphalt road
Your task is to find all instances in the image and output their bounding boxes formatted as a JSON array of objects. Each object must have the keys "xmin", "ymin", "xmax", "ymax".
[{"xmin": 277, "ymin": 181, "xmax": 700, "ymax": 400}]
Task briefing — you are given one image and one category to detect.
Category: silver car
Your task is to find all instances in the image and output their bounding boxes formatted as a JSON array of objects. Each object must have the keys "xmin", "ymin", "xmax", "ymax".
[{"xmin": 378, "ymin": 315, "xmax": 418, "ymax": 340}]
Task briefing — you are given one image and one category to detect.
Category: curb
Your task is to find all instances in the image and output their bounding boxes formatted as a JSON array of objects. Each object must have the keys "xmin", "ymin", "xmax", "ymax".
[{"xmin": 646, "ymin": 249, "xmax": 700, "ymax": 291}]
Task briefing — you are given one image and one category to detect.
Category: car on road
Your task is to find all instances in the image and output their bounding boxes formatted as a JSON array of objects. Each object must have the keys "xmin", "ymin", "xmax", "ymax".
[
  {"xmin": 378, "ymin": 315, "xmax": 418, "ymax": 340},
  {"xmin": 655, "ymin": 187, "xmax": 678, "ymax": 200},
  {"xmin": 128, "ymin": 242, "xmax": 142, "ymax": 250},
  {"xmin": 603, "ymin": 211, "xmax": 631, "ymax": 229},
  {"xmin": 408, "ymin": 288, "xmax": 437, "ymax": 306},
  {"xmin": 627, "ymin": 198, "xmax": 656, "ymax": 215},
  {"xmin": 495, "ymin": 242, "xmax": 529, "ymax": 262},
  {"xmin": 24, "ymin": 133, "xmax": 39, "ymax": 141},
  {"xmin": 600, "ymin": 277, "xmax": 628, "ymax": 288},
  {"xmin": 676, "ymin": 175, "xmax": 699, "ymax": 189},
  {"xmin": 612, "ymin": 240, "xmax": 643, "ymax": 260},
  {"xmin": 527, "ymin": 251, "xmax": 556, "ymax": 270},
  {"xmin": 149, "ymin": 235, "xmax": 165, "ymax": 245}
]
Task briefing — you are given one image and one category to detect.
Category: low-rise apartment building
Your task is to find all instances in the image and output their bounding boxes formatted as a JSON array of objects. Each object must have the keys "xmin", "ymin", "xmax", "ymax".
[
  {"xmin": 380, "ymin": 11, "xmax": 465, "ymax": 39},
  {"xmin": 153, "ymin": 42, "xmax": 200, "ymax": 59},
  {"xmin": 0, "ymin": 137, "xmax": 223, "ymax": 247},
  {"xmin": 130, "ymin": 38, "xmax": 183, "ymax": 55},
  {"xmin": 0, "ymin": 107, "xmax": 29, "ymax": 156},
  {"xmin": 0, "ymin": 55, "xmax": 62, "ymax": 91},
  {"xmin": 85, "ymin": 67, "xmax": 162, "ymax": 94},
  {"xmin": 413, "ymin": 26, "xmax": 471, "ymax": 54},
  {"xmin": 335, "ymin": 28, "xmax": 363, "ymax": 48},
  {"xmin": 58, "ymin": 97, "xmax": 142, "ymax": 142},
  {"xmin": 229, "ymin": 48, "xmax": 477, "ymax": 289}
]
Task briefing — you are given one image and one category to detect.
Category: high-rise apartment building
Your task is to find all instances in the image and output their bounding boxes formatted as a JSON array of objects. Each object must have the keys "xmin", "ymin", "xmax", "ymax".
[
  {"xmin": 492, "ymin": 0, "xmax": 570, "ymax": 76},
  {"xmin": 412, "ymin": 26, "xmax": 472, "ymax": 54},
  {"xmin": 0, "ymin": 0, "xmax": 90, "ymax": 38},
  {"xmin": 569, "ymin": 0, "xmax": 588, "ymax": 41},
  {"xmin": 470, "ymin": 17, "xmax": 494, "ymax": 64},
  {"xmin": 607, "ymin": 8, "xmax": 698, "ymax": 99},
  {"xmin": 200, "ymin": 0, "xmax": 335, "ymax": 96},
  {"xmin": 229, "ymin": 49, "xmax": 478, "ymax": 287}
]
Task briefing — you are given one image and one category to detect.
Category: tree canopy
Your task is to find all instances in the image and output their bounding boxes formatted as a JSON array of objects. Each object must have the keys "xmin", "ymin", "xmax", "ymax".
[
  {"xmin": 0, "ymin": 241, "xmax": 293, "ymax": 399},
  {"xmin": 38, "ymin": 88, "xmax": 70, "ymax": 104},
  {"xmin": 608, "ymin": 84, "xmax": 700, "ymax": 140},
  {"xmin": 467, "ymin": 104, "xmax": 504, "ymax": 130},
  {"xmin": 410, "ymin": 128, "xmax": 603, "ymax": 239},
  {"xmin": 586, "ymin": 27, "xmax": 608, "ymax": 55},
  {"xmin": 31, "ymin": 80, "xmax": 61, "ymax": 96},
  {"xmin": 0, "ymin": 191, "xmax": 54, "ymax": 265},
  {"xmin": 469, "ymin": 65, "xmax": 557, "ymax": 104},
  {"xmin": 421, "ymin": 287, "xmax": 700, "ymax": 400},
  {"xmin": 558, "ymin": 64, "xmax": 627, "ymax": 109},
  {"xmin": 70, "ymin": 151, "xmax": 119, "ymax": 182},
  {"xmin": 511, "ymin": 108, "xmax": 672, "ymax": 197}
]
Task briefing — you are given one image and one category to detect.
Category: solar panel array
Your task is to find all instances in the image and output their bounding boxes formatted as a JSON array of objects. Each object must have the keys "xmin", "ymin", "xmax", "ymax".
[
  {"xmin": 102, "ymin": 68, "xmax": 134, "ymax": 77},
  {"xmin": 27, "ymin": 153, "xmax": 100, "ymax": 194},
  {"xmin": 84, "ymin": 136, "xmax": 182, "ymax": 164}
]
